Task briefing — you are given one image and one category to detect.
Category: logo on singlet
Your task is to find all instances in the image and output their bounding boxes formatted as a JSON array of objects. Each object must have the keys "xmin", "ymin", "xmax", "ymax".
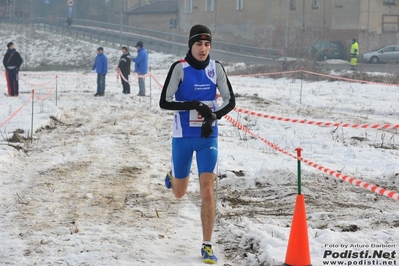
[{"xmin": 207, "ymin": 69, "xmax": 215, "ymax": 78}]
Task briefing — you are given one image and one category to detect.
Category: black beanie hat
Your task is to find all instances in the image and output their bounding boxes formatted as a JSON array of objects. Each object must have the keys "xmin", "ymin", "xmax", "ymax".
[
  {"xmin": 7, "ymin": 42, "xmax": 14, "ymax": 48},
  {"xmin": 188, "ymin": 25, "xmax": 212, "ymax": 50},
  {"xmin": 135, "ymin": 41, "xmax": 143, "ymax": 48}
]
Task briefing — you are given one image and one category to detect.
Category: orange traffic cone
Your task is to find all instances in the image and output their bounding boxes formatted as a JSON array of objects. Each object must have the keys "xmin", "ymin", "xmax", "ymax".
[{"xmin": 282, "ymin": 194, "xmax": 312, "ymax": 266}]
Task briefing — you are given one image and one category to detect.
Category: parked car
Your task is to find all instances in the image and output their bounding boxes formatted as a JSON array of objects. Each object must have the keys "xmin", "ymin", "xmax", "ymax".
[
  {"xmin": 361, "ymin": 45, "xmax": 399, "ymax": 63},
  {"xmin": 308, "ymin": 41, "xmax": 345, "ymax": 61}
]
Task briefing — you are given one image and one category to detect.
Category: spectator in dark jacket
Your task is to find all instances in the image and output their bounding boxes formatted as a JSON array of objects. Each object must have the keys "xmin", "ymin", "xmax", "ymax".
[
  {"xmin": 66, "ymin": 15, "xmax": 72, "ymax": 26},
  {"xmin": 66, "ymin": 15, "xmax": 73, "ymax": 34},
  {"xmin": 117, "ymin": 46, "xmax": 131, "ymax": 94},
  {"xmin": 3, "ymin": 42, "xmax": 23, "ymax": 97},
  {"xmin": 92, "ymin": 47, "xmax": 108, "ymax": 96}
]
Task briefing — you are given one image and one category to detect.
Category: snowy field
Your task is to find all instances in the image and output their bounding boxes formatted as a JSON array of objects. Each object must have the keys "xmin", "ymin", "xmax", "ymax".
[{"xmin": 0, "ymin": 24, "xmax": 398, "ymax": 266}]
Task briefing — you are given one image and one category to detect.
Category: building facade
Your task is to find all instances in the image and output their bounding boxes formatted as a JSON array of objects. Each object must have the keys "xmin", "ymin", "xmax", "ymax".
[
  {"xmin": 126, "ymin": 0, "xmax": 178, "ymax": 33},
  {"xmin": 176, "ymin": 0, "xmax": 399, "ymax": 56}
]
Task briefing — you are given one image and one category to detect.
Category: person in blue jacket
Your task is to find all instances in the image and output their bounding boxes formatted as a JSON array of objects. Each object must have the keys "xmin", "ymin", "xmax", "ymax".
[
  {"xmin": 92, "ymin": 47, "xmax": 108, "ymax": 96},
  {"xmin": 159, "ymin": 24, "xmax": 235, "ymax": 264},
  {"xmin": 131, "ymin": 41, "xmax": 148, "ymax": 96}
]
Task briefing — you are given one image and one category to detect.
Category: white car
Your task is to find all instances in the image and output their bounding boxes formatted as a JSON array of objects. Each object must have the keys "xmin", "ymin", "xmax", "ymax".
[{"xmin": 361, "ymin": 45, "xmax": 399, "ymax": 63}]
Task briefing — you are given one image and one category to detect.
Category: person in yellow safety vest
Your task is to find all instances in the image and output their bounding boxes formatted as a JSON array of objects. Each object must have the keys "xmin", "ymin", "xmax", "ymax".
[{"xmin": 350, "ymin": 38, "xmax": 359, "ymax": 70}]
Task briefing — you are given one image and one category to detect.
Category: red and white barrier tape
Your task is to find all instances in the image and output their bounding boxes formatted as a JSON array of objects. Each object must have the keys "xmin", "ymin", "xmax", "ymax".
[
  {"xmin": 0, "ymin": 95, "xmax": 33, "ymax": 128},
  {"xmin": 230, "ymin": 70, "xmax": 302, "ymax": 78},
  {"xmin": 229, "ymin": 69, "xmax": 399, "ymax": 88},
  {"xmin": 225, "ymin": 114, "xmax": 399, "ymax": 201},
  {"xmin": 150, "ymin": 74, "xmax": 164, "ymax": 89},
  {"xmin": 234, "ymin": 108, "xmax": 399, "ymax": 130},
  {"xmin": 19, "ymin": 77, "xmax": 57, "ymax": 87},
  {"xmin": 300, "ymin": 157, "xmax": 399, "ymax": 201},
  {"xmin": 117, "ymin": 68, "xmax": 164, "ymax": 89},
  {"xmin": 117, "ymin": 68, "xmax": 152, "ymax": 83},
  {"xmin": 34, "ymin": 83, "xmax": 57, "ymax": 101},
  {"xmin": 303, "ymin": 70, "xmax": 399, "ymax": 87}
]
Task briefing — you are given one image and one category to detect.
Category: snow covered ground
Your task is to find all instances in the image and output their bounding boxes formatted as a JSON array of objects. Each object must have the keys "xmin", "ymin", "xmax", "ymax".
[{"xmin": 0, "ymin": 23, "xmax": 398, "ymax": 266}]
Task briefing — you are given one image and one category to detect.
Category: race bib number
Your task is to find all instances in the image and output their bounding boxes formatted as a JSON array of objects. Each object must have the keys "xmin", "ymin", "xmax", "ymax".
[{"xmin": 189, "ymin": 101, "xmax": 216, "ymax": 127}]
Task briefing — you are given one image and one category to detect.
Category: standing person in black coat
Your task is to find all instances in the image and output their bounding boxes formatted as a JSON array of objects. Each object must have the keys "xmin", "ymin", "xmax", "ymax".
[
  {"xmin": 66, "ymin": 15, "xmax": 72, "ymax": 33},
  {"xmin": 3, "ymin": 42, "xmax": 23, "ymax": 97},
  {"xmin": 117, "ymin": 46, "xmax": 131, "ymax": 94}
]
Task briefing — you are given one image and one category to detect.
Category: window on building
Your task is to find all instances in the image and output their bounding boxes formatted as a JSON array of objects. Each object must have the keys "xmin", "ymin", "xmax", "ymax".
[
  {"xmin": 185, "ymin": 0, "xmax": 193, "ymax": 13},
  {"xmin": 312, "ymin": 0, "xmax": 319, "ymax": 9},
  {"xmin": 236, "ymin": 0, "xmax": 244, "ymax": 11},
  {"xmin": 382, "ymin": 15, "xmax": 399, "ymax": 32},
  {"xmin": 290, "ymin": 0, "xmax": 296, "ymax": 10},
  {"xmin": 206, "ymin": 0, "xmax": 214, "ymax": 12},
  {"xmin": 383, "ymin": 0, "xmax": 395, "ymax": 5}
]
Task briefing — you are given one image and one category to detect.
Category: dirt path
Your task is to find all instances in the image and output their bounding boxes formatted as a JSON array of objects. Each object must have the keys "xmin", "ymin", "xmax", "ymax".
[{"xmin": 0, "ymin": 92, "xmax": 226, "ymax": 265}]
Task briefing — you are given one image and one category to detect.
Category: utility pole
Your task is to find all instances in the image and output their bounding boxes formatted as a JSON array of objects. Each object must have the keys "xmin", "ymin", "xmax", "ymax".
[
  {"xmin": 367, "ymin": 0, "xmax": 370, "ymax": 51},
  {"xmin": 302, "ymin": 0, "xmax": 305, "ymax": 32},
  {"xmin": 301, "ymin": 0, "xmax": 305, "ymax": 58},
  {"xmin": 170, "ymin": 18, "xmax": 177, "ymax": 55},
  {"xmin": 284, "ymin": 0, "xmax": 289, "ymax": 63},
  {"xmin": 214, "ymin": 0, "xmax": 217, "ymax": 31},
  {"xmin": 30, "ymin": 0, "xmax": 33, "ymax": 24},
  {"xmin": 120, "ymin": 0, "xmax": 123, "ymax": 47},
  {"xmin": 9, "ymin": 0, "xmax": 12, "ymax": 23},
  {"xmin": 323, "ymin": 0, "xmax": 326, "ymax": 41}
]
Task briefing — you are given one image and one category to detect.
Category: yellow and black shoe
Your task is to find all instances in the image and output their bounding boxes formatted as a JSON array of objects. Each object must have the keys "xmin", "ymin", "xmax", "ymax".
[
  {"xmin": 201, "ymin": 244, "xmax": 217, "ymax": 264},
  {"xmin": 164, "ymin": 171, "xmax": 172, "ymax": 189}
]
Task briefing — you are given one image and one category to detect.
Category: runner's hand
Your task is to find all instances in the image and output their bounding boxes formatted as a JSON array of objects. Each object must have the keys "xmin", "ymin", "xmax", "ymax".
[
  {"xmin": 201, "ymin": 117, "xmax": 214, "ymax": 138},
  {"xmin": 192, "ymin": 101, "xmax": 212, "ymax": 118}
]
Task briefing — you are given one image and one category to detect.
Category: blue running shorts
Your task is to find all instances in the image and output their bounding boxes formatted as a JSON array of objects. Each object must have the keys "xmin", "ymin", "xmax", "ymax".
[{"xmin": 171, "ymin": 137, "xmax": 218, "ymax": 179}]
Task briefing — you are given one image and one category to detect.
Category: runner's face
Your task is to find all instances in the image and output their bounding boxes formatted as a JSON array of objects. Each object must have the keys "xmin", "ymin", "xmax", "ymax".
[
  {"xmin": 191, "ymin": 40, "xmax": 211, "ymax": 62},
  {"xmin": 9, "ymin": 44, "xmax": 15, "ymax": 49}
]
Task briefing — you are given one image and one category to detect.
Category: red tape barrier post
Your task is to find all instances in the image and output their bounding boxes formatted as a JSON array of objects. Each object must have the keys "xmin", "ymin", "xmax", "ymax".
[
  {"xmin": 300, "ymin": 67, "xmax": 304, "ymax": 105},
  {"xmin": 31, "ymin": 90, "xmax": 35, "ymax": 144},
  {"xmin": 296, "ymin": 148, "xmax": 303, "ymax": 195},
  {"xmin": 56, "ymin": 75, "xmax": 58, "ymax": 106},
  {"xmin": 283, "ymin": 147, "xmax": 312, "ymax": 266},
  {"xmin": 149, "ymin": 66, "xmax": 152, "ymax": 107}
]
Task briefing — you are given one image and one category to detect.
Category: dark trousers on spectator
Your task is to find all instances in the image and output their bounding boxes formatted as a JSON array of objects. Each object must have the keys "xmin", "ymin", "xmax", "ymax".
[
  {"xmin": 5, "ymin": 68, "xmax": 19, "ymax": 96},
  {"xmin": 121, "ymin": 72, "xmax": 130, "ymax": 94},
  {"xmin": 97, "ymin": 74, "xmax": 106, "ymax": 94}
]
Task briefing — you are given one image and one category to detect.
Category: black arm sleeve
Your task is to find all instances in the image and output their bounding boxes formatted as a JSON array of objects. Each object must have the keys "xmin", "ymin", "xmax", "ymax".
[
  {"xmin": 17, "ymin": 53, "xmax": 23, "ymax": 69},
  {"xmin": 214, "ymin": 61, "xmax": 236, "ymax": 119},
  {"xmin": 159, "ymin": 61, "xmax": 195, "ymax": 110},
  {"xmin": 3, "ymin": 54, "xmax": 8, "ymax": 68}
]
